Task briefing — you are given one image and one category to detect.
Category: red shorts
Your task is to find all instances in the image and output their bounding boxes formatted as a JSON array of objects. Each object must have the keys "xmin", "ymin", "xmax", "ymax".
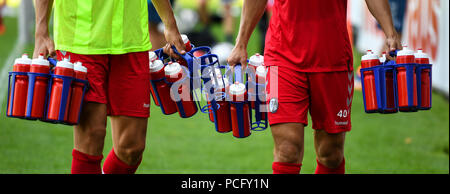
[
  {"xmin": 56, "ymin": 50, "xmax": 150, "ymax": 118},
  {"xmin": 265, "ymin": 65, "xmax": 354, "ymax": 133}
]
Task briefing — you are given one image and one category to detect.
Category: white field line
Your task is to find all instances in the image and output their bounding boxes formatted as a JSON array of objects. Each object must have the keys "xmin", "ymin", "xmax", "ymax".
[{"xmin": 0, "ymin": 40, "xmax": 25, "ymax": 110}]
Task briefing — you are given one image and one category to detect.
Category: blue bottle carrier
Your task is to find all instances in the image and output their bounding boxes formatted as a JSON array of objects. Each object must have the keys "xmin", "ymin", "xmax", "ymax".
[
  {"xmin": 360, "ymin": 51, "xmax": 432, "ymax": 114},
  {"xmin": 6, "ymin": 58, "xmax": 89, "ymax": 125},
  {"xmin": 152, "ymin": 46, "xmax": 268, "ymax": 136}
]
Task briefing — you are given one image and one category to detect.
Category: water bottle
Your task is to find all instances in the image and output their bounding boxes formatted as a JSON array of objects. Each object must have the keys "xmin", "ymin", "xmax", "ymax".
[
  {"xmin": 47, "ymin": 58, "xmax": 74, "ymax": 121},
  {"xmin": 210, "ymin": 78, "xmax": 232, "ymax": 132},
  {"xmin": 9, "ymin": 54, "xmax": 32, "ymax": 117},
  {"xmin": 361, "ymin": 50, "xmax": 380, "ymax": 112},
  {"xmin": 67, "ymin": 62, "xmax": 87, "ymax": 124},
  {"xmin": 150, "ymin": 60, "xmax": 177, "ymax": 115},
  {"xmin": 414, "ymin": 49, "xmax": 431, "ymax": 109},
  {"xmin": 396, "ymin": 46, "xmax": 417, "ymax": 111},
  {"xmin": 26, "ymin": 54, "xmax": 50, "ymax": 118},
  {"xmin": 229, "ymin": 81, "xmax": 251, "ymax": 138},
  {"xmin": 149, "ymin": 58, "xmax": 160, "ymax": 107},
  {"xmin": 165, "ymin": 62, "xmax": 198, "ymax": 118}
]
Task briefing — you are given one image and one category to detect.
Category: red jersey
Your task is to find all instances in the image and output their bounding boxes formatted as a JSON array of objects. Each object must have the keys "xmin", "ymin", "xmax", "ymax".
[{"xmin": 264, "ymin": 0, "xmax": 353, "ymax": 72}]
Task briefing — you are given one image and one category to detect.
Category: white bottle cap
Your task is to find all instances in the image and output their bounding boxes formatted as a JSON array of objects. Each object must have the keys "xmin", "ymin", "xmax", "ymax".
[
  {"xmin": 56, "ymin": 58, "xmax": 74, "ymax": 69},
  {"xmin": 164, "ymin": 62, "xmax": 182, "ymax": 76},
  {"xmin": 361, "ymin": 50, "xmax": 379, "ymax": 61},
  {"xmin": 229, "ymin": 82, "xmax": 246, "ymax": 96},
  {"xmin": 379, "ymin": 52, "xmax": 387, "ymax": 63},
  {"xmin": 149, "ymin": 51, "xmax": 157, "ymax": 62},
  {"xmin": 31, "ymin": 54, "xmax": 50, "ymax": 66},
  {"xmin": 74, "ymin": 62, "xmax": 87, "ymax": 73},
  {"xmin": 256, "ymin": 66, "xmax": 267, "ymax": 78},
  {"xmin": 249, "ymin": 53, "xmax": 264, "ymax": 67},
  {"xmin": 414, "ymin": 49, "xmax": 429, "ymax": 59},
  {"xmin": 181, "ymin": 34, "xmax": 189, "ymax": 44},
  {"xmin": 14, "ymin": 54, "xmax": 32, "ymax": 65},
  {"xmin": 397, "ymin": 45, "xmax": 414, "ymax": 56},
  {"xmin": 150, "ymin": 60, "xmax": 164, "ymax": 72}
]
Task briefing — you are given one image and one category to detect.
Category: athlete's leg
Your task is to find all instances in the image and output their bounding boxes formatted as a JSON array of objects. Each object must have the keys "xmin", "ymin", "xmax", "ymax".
[
  {"xmin": 266, "ymin": 66, "xmax": 309, "ymax": 174},
  {"xmin": 309, "ymin": 71, "xmax": 354, "ymax": 174},
  {"xmin": 57, "ymin": 51, "xmax": 110, "ymax": 174},
  {"xmin": 73, "ymin": 103, "xmax": 107, "ymax": 156},
  {"xmin": 272, "ymin": 123, "xmax": 305, "ymax": 163},
  {"xmin": 102, "ymin": 51, "xmax": 150, "ymax": 174},
  {"xmin": 108, "ymin": 116, "xmax": 148, "ymax": 165},
  {"xmin": 314, "ymin": 130, "xmax": 346, "ymax": 171}
]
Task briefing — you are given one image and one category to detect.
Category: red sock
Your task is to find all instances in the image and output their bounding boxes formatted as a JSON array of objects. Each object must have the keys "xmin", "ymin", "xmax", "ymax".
[
  {"xmin": 71, "ymin": 149, "xmax": 103, "ymax": 174},
  {"xmin": 272, "ymin": 162, "xmax": 302, "ymax": 174},
  {"xmin": 102, "ymin": 148, "xmax": 141, "ymax": 174},
  {"xmin": 315, "ymin": 158, "xmax": 345, "ymax": 174}
]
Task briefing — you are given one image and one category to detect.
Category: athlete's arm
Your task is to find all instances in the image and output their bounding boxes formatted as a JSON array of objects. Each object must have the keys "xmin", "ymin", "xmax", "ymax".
[
  {"xmin": 365, "ymin": 0, "xmax": 402, "ymax": 53},
  {"xmin": 33, "ymin": 0, "xmax": 55, "ymax": 58},
  {"xmin": 227, "ymin": 0, "xmax": 267, "ymax": 67},
  {"xmin": 151, "ymin": 0, "xmax": 186, "ymax": 58}
]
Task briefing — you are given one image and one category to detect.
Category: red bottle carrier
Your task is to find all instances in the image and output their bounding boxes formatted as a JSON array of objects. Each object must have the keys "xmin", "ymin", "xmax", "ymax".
[
  {"xmin": 414, "ymin": 49, "xmax": 432, "ymax": 110},
  {"xmin": 360, "ymin": 51, "xmax": 399, "ymax": 113},
  {"xmin": 149, "ymin": 59, "xmax": 178, "ymax": 115},
  {"xmin": 165, "ymin": 62, "xmax": 198, "ymax": 118},
  {"xmin": 6, "ymin": 56, "xmax": 88, "ymax": 125},
  {"xmin": 395, "ymin": 47, "xmax": 418, "ymax": 112},
  {"xmin": 7, "ymin": 54, "xmax": 32, "ymax": 118}
]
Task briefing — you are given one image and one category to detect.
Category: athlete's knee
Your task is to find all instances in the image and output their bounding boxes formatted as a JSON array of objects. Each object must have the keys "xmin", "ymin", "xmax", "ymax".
[
  {"xmin": 115, "ymin": 140, "xmax": 146, "ymax": 165},
  {"xmin": 274, "ymin": 141, "xmax": 303, "ymax": 163},
  {"xmin": 316, "ymin": 148, "xmax": 344, "ymax": 169}
]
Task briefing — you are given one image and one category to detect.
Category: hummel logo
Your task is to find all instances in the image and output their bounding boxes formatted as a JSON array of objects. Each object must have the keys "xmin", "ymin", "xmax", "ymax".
[{"xmin": 143, "ymin": 103, "xmax": 150, "ymax": 108}]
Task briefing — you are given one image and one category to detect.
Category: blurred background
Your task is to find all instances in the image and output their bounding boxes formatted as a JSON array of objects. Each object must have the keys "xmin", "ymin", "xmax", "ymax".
[{"xmin": 0, "ymin": 0, "xmax": 448, "ymax": 174}]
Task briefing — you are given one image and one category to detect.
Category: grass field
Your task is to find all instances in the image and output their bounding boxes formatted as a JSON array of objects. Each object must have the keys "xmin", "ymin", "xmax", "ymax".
[{"xmin": 0, "ymin": 15, "xmax": 448, "ymax": 174}]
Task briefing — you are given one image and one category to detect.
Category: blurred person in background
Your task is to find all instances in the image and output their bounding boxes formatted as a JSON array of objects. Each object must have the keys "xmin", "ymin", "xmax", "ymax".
[
  {"xmin": 198, "ymin": 0, "xmax": 234, "ymax": 43},
  {"xmin": 148, "ymin": 0, "xmax": 175, "ymax": 50},
  {"xmin": 0, "ymin": 0, "xmax": 6, "ymax": 35},
  {"xmin": 34, "ymin": 0, "xmax": 185, "ymax": 174}
]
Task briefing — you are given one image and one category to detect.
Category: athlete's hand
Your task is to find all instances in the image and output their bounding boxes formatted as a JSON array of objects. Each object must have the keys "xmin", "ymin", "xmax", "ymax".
[
  {"xmin": 33, "ymin": 34, "xmax": 55, "ymax": 59},
  {"xmin": 227, "ymin": 44, "xmax": 248, "ymax": 67},
  {"xmin": 383, "ymin": 31, "xmax": 402, "ymax": 60},
  {"xmin": 163, "ymin": 25, "xmax": 186, "ymax": 59}
]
